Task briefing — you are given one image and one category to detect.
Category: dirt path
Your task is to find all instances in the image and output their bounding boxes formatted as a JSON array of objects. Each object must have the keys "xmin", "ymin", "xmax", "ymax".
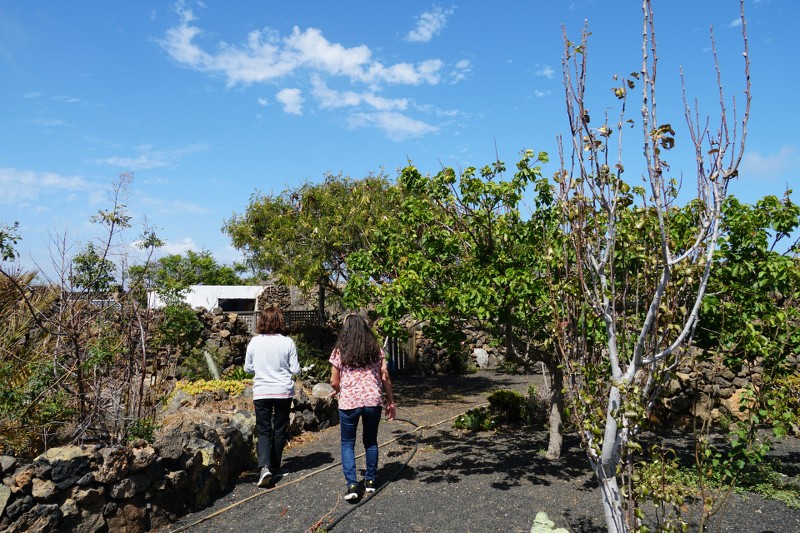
[{"xmin": 167, "ymin": 370, "xmax": 800, "ymax": 533}]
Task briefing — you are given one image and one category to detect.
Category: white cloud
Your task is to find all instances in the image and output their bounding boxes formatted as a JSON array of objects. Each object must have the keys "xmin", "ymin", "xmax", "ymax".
[
  {"xmin": 95, "ymin": 143, "xmax": 208, "ymax": 169},
  {"xmin": 51, "ymin": 95, "xmax": 82, "ymax": 104},
  {"xmin": 0, "ymin": 167, "xmax": 89, "ymax": 204},
  {"xmin": 535, "ymin": 64, "xmax": 555, "ymax": 79},
  {"xmin": 739, "ymin": 146, "xmax": 798, "ymax": 181},
  {"xmin": 213, "ymin": 244, "xmax": 247, "ymax": 265},
  {"xmin": 160, "ymin": 6, "xmax": 446, "ymax": 87},
  {"xmin": 284, "ymin": 27, "xmax": 372, "ymax": 80},
  {"xmin": 348, "ymin": 111, "xmax": 438, "ymax": 141},
  {"xmin": 160, "ymin": 237, "xmax": 199, "ymax": 255},
  {"xmin": 276, "ymin": 88, "xmax": 304, "ymax": 114},
  {"xmin": 534, "ymin": 90, "xmax": 552, "ymax": 98},
  {"xmin": 729, "ymin": 18, "xmax": 743, "ymax": 28},
  {"xmin": 310, "ymin": 75, "xmax": 408, "ymax": 111},
  {"xmin": 138, "ymin": 194, "xmax": 211, "ymax": 215},
  {"xmin": 27, "ymin": 118, "xmax": 68, "ymax": 127},
  {"xmin": 157, "ymin": 4, "xmax": 460, "ymax": 141},
  {"xmin": 96, "ymin": 154, "xmax": 169, "ymax": 169},
  {"xmin": 450, "ymin": 59, "xmax": 472, "ymax": 83},
  {"xmin": 405, "ymin": 6, "xmax": 455, "ymax": 43}
]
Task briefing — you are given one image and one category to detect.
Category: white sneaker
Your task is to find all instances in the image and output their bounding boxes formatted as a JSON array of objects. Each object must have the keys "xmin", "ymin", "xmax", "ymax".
[
  {"xmin": 258, "ymin": 467, "xmax": 272, "ymax": 488},
  {"xmin": 344, "ymin": 484, "xmax": 361, "ymax": 501}
]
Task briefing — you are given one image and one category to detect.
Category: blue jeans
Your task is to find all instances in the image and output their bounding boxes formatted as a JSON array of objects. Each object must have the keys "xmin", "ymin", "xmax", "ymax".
[
  {"xmin": 339, "ymin": 405, "xmax": 382, "ymax": 486},
  {"xmin": 254, "ymin": 398, "xmax": 292, "ymax": 471}
]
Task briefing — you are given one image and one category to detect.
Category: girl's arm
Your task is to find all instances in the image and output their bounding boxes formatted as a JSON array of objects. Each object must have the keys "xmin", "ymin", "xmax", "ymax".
[
  {"xmin": 330, "ymin": 365, "xmax": 341, "ymax": 393},
  {"xmin": 380, "ymin": 358, "xmax": 395, "ymax": 420}
]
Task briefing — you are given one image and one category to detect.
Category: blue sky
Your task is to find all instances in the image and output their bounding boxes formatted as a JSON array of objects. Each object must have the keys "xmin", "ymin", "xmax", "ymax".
[{"xmin": 1, "ymin": 1, "xmax": 797, "ymax": 277}]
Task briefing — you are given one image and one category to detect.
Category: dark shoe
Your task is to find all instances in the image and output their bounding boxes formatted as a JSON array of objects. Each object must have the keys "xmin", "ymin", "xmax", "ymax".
[
  {"xmin": 364, "ymin": 479, "xmax": 377, "ymax": 494},
  {"xmin": 257, "ymin": 467, "xmax": 272, "ymax": 488},
  {"xmin": 344, "ymin": 483, "xmax": 361, "ymax": 502}
]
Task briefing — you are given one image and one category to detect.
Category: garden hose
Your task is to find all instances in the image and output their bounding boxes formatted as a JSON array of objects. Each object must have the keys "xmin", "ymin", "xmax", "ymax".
[
  {"xmin": 169, "ymin": 407, "xmax": 478, "ymax": 532},
  {"xmin": 317, "ymin": 416, "xmax": 420, "ymax": 532}
]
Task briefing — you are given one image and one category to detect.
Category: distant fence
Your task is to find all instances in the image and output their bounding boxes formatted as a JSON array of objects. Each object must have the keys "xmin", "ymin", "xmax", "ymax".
[
  {"xmin": 237, "ymin": 310, "xmax": 322, "ymax": 335},
  {"xmin": 285, "ymin": 310, "xmax": 322, "ymax": 329},
  {"xmin": 238, "ymin": 312, "xmax": 257, "ymax": 334},
  {"xmin": 384, "ymin": 336, "xmax": 411, "ymax": 373}
]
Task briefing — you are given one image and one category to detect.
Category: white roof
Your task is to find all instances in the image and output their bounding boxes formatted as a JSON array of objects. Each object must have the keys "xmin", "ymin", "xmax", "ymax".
[{"xmin": 147, "ymin": 285, "xmax": 263, "ymax": 310}]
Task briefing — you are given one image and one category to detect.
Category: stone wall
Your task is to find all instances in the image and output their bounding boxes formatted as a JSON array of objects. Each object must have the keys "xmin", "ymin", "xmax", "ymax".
[
  {"xmin": 0, "ymin": 382, "xmax": 338, "ymax": 533},
  {"xmin": 401, "ymin": 320, "xmax": 506, "ymax": 374},
  {"xmin": 401, "ymin": 319, "xmax": 787, "ymax": 425},
  {"xmin": 198, "ymin": 309, "xmax": 251, "ymax": 370},
  {"xmin": 657, "ymin": 350, "xmax": 798, "ymax": 424},
  {"xmin": 256, "ymin": 284, "xmax": 315, "ymax": 312}
]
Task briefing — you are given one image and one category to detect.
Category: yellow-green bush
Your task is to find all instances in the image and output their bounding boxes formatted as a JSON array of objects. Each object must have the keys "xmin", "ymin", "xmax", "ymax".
[{"xmin": 173, "ymin": 378, "xmax": 251, "ymax": 397}]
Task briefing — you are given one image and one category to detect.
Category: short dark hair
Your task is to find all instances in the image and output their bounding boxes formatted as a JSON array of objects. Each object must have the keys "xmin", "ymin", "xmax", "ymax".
[{"xmin": 256, "ymin": 306, "xmax": 285, "ymax": 334}]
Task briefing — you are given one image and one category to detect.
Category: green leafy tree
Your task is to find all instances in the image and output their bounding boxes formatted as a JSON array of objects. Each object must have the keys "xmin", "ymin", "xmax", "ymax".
[
  {"xmin": 1, "ymin": 221, "xmax": 20, "ymax": 262},
  {"xmin": 225, "ymin": 172, "xmax": 400, "ymax": 320},
  {"xmin": 129, "ymin": 249, "xmax": 245, "ymax": 301},
  {"xmin": 153, "ymin": 303, "xmax": 204, "ymax": 380},
  {"xmin": 70, "ymin": 242, "xmax": 117, "ymax": 293},
  {"xmin": 688, "ymin": 193, "xmax": 800, "ymax": 526},
  {"xmin": 345, "ymin": 151, "xmax": 567, "ymax": 458}
]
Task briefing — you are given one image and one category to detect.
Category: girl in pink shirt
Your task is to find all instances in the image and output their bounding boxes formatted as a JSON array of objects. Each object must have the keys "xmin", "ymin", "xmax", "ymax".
[{"xmin": 329, "ymin": 313, "xmax": 395, "ymax": 502}]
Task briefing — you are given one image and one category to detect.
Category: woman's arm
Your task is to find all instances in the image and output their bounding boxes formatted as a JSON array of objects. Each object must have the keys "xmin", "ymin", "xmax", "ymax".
[
  {"xmin": 380, "ymin": 359, "xmax": 395, "ymax": 420},
  {"xmin": 244, "ymin": 341, "xmax": 255, "ymax": 374},
  {"xmin": 287, "ymin": 338, "xmax": 301, "ymax": 374}
]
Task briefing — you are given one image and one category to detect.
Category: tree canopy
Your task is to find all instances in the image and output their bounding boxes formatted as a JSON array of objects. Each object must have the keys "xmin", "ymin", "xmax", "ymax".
[
  {"xmin": 128, "ymin": 249, "xmax": 245, "ymax": 301},
  {"xmin": 346, "ymin": 151, "xmax": 556, "ymax": 361},
  {"xmin": 224, "ymin": 172, "xmax": 400, "ymax": 317}
]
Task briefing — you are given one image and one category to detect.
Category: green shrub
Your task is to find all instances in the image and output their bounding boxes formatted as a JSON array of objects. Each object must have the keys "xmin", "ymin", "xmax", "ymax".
[
  {"xmin": 223, "ymin": 365, "xmax": 253, "ymax": 381},
  {"xmin": 292, "ymin": 334, "xmax": 332, "ymax": 383},
  {"xmin": 487, "ymin": 388, "xmax": 527, "ymax": 424},
  {"xmin": 647, "ymin": 454, "xmax": 800, "ymax": 512},
  {"xmin": 500, "ymin": 359, "xmax": 519, "ymax": 374},
  {"xmin": 154, "ymin": 303, "xmax": 204, "ymax": 356},
  {"xmin": 453, "ymin": 406, "xmax": 496, "ymax": 431},
  {"xmin": 526, "ymin": 384, "xmax": 550, "ymax": 427},
  {"xmin": 771, "ymin": 373, "xmax": 800, "ymax": 437},
  {"xmin": 173, "ymin": 378, "xmax": 249, "ymax": 397},
  {"xmin": 126, "ymin": 416, "xmax": 158, "ymax": 443}
]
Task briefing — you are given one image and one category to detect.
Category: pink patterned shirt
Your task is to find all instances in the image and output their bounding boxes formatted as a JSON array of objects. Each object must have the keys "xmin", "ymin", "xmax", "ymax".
[{"xmin": 329, "ymin": 349, "xmax": 385, "ymax": 410}]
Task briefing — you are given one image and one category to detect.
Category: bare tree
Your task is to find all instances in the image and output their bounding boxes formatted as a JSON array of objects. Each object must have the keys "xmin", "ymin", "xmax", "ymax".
[
  {"xmin": 554, "ymin": 0, "xmax": 750, "ymax": 530},
  {"xmin": 1, "ymin": 173, "xmax": 169, "ymax": 453}
]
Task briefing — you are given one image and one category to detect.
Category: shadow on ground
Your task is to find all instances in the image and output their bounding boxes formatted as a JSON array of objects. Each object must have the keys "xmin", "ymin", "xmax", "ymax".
[{"xmin": 392, "ymin": 370, "xmax": 535, "ymax": 408}]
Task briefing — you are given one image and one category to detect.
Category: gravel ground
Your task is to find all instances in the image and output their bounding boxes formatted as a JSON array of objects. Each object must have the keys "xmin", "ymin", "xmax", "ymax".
[{"xmin": 166, "ymin": 370, "xmax": 800, "ymax": 533}]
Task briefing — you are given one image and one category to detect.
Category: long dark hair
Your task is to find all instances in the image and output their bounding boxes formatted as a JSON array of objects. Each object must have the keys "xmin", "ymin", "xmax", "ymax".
[
  {"xmin": 333, "ymin": 313, "xmax": 381, "ymax": 368},
  {"xmin": 256, "ymin": 306, "xmax": 285, "ymax": 334}
]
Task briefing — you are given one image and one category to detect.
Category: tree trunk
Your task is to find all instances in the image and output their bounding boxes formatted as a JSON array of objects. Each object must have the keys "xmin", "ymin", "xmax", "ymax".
[
  {"xmin": 545, "ymin": 359, "xmax": 565, "ymax": 460},
  {"xmin": 596, "ymin": 385, "xmax": 627, "ymax": 533},
  {"xmin": 593, "ymin": 461, "xmax": 627, "ymax": 533},
  {"xmin": 317, "ymin": 283, "xmax": 326, "ymax": 323}
]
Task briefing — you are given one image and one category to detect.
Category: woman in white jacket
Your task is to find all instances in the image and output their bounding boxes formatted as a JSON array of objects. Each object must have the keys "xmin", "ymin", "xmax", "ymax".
[{"xmin": 244, "ymin": 306, "xmax": 300, "ymax": 488}]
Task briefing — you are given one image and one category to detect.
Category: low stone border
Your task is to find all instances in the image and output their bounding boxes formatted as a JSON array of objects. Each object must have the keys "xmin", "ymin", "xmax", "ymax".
[{"xmin": 0, "ymin": 382, "xmax": 337, "ymax": 532}]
